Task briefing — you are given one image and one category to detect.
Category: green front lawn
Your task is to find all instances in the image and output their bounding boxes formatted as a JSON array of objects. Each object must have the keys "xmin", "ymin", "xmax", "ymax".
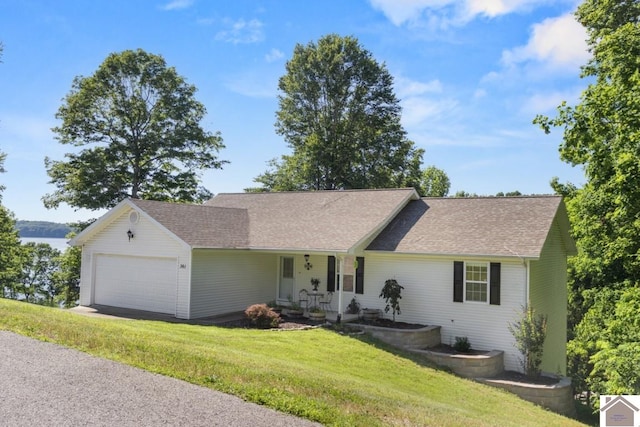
[{"xmin": 0, "ymin": 299, "xmax": 583, "ymax": 426}]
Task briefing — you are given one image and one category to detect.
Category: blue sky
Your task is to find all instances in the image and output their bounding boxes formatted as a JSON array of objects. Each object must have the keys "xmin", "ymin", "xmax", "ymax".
[{"xmin": 0, "ymin": 0, "xmax": 589, "ymax": 223}]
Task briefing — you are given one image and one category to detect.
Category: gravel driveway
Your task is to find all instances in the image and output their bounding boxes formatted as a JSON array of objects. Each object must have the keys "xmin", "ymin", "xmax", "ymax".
[{"xmin": 0, "ymin": 331, "xmax": 321, "ymax": 427}]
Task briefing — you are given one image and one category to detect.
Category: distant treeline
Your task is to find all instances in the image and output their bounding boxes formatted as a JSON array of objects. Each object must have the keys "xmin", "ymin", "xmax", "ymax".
[{"xmin": 16, "ymin": 221, "xmax": 72, "ymax": 238}]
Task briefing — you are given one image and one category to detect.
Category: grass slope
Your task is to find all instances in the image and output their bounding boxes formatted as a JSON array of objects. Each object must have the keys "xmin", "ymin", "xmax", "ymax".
[{"xmin": 0, "ymin": 300, "xmax": 583, "ymax": 426}]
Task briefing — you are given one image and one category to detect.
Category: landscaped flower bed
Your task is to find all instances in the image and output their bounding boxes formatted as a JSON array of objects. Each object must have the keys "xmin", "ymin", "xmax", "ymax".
[
  {"xmin": 408, "ymin": 347, "xmax": 504, "ymax": 378},
  {"xmin": 477, "ymin": 374, "xmax": 575, "ymax": 417},
  {"xmin": 346, "ymin": 321, "xmax": 441, "ymax": 349}
]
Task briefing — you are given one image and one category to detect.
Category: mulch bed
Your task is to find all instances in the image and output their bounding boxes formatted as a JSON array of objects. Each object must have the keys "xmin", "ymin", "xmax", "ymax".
[
  {"xmin": 490, "ymin": 370, "xmax": 562, "ymax": 386},
  {"xmin": 428, "ymin": 344, "xmax": 490, "ymax": 356},
  {"xmin": 216, "ymin": 315, "xmax": 323, "ymax": 330}
]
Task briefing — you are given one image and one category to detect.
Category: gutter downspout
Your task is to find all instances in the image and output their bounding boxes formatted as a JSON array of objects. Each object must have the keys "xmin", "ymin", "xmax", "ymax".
[{"xmin": 525, "ymin": 259, "xmax": 531, "ymax": 308}]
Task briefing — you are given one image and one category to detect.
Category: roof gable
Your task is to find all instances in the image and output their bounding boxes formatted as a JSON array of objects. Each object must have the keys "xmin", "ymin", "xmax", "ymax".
[
  {"xmin": 367, "ymin": 196, "xmax": 574, "ymax": 259},
  {"xmin": 206, "ymin": 188, "xmax": 418, "ymax": 252}
]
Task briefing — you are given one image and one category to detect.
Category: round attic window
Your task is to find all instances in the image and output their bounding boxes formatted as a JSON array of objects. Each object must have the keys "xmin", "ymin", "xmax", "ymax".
[{"xmin": 129, "ymin": 211, "xmax": 139, "ymax": 225}]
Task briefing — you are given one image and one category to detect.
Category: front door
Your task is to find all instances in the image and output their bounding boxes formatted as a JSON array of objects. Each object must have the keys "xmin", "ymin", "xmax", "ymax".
[{"xmin": 279, "ymin": 256, "xmax": 294, "ymax": 300}]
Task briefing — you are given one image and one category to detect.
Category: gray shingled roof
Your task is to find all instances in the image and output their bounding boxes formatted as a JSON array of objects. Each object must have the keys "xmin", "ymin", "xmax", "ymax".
[
  {"xmin": 130, "ymin": 199, "xmax": 249, "ymax": 248},
  {"xmin": 367, "ymin": 196, "xmax": 574, "ymax": 258},
  {"xmin": 205, "ymin": 188, "xmax": 418, "ymax": 252}
]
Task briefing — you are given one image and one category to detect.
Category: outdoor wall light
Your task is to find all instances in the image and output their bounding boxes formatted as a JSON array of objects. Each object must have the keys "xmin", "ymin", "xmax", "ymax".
[
  {"xmin": 127, "ymin": 229, "xmax": 135, "ymax": 241},
  {"xmin": 304, "ymin": 254, "xmax": 312, "ymax": 270}
]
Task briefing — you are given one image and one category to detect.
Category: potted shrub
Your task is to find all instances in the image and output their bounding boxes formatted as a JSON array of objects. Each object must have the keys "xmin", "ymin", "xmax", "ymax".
[
  {"xmin": 346, "ymin": 297, "xmax": 360, "ymax": 314},
  {"xmin": 285, "ymin": 296, "xmax": 304, "ymax": 318},
  {"xmin": 308, "ymin": 306, "xmax": 326, "ymax": 321},
  {"xmin": 361, "ymin": 308, "xmax": 380, "ymax": 321},
  {"xmin": 310, "ymin": 278, "xmax": 321, "ymax": 292}
]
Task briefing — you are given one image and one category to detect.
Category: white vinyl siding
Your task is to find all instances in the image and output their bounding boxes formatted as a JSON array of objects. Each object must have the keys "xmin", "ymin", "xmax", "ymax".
[
  {"xmin": 529, "ymin": 218, "xmax": 569, "ymax": 375},
  {"xmin": 190, "ymin": 250, "xmax": 278, "ymax": 318},
  {"xmin": 78, "ymin": 207, "xmax": 191, "ymax": 318},
  {"xmin": 363, "ymin": 253, "xmax": 527, "ymax": 372}
]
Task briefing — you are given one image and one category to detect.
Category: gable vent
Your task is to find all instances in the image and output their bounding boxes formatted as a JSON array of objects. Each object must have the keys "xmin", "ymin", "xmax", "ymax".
[{"xmin": 129, "ymin": 211, "xmax": 140, "ymax": 225}]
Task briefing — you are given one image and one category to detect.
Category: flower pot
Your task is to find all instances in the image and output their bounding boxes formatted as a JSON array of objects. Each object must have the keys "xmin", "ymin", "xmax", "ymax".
[
  {"xmin": 362, "ymin": 308, "xmax": 380, "ymax": 321},
  {"xmin": 308, "ymin": 311, "xmax": 326, "ymax": 321},
  {"xmin": 285, "ymin": 309, "xmax": 304, "ymax": 318}
]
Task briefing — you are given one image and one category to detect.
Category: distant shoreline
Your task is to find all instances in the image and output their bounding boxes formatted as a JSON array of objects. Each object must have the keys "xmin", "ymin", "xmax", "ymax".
[{"xmin": 15, "ymin": 220, "xmax": 72, "ymax": 238}]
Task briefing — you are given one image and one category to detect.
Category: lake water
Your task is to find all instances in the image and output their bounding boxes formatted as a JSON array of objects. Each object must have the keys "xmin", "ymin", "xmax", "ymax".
[{"xmin": 20, "ymin": 237, "xmax": 70, "ymax": 252}]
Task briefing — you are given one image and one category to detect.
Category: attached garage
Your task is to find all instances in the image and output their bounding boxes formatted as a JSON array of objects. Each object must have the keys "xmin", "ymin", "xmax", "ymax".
[{"xmin": 94, "ymin": 254, "xmax": 178, "ymax": 315}]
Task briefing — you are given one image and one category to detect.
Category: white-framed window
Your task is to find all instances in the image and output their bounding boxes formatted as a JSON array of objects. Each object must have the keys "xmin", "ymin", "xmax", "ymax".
[
  {"xmin": 465, "ymin": 262, "xmax": 488, "ymax": 303},
  {"xmin": 454, "ymin": 261, "xmax": 500, "ymax": 305}
]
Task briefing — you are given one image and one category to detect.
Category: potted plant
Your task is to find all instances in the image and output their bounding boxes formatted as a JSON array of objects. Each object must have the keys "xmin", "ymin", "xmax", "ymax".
[
  {"xmin": 346, "ymin": 296, "xmax": 360, "ymax": 314},
  {"xmin": 285, "ymin": 296, "xmax": 304, "ymax": 318},
  {"xmin": 361, "ymin": 308, "xmax": 380, "ymax": 321},
  {"xmin": 308, "ymin": 306, "xmax": 326, "ymax": 321},
  {"xmin": 310, "ymin": 278, "xmax": 320, "ymax": 292}
]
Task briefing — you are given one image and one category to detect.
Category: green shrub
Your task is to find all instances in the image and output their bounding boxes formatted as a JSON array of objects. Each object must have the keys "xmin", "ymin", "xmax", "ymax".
[
  {"xmin": 244, "ymin": 303, "xmax": 280, "ymax": 329},
  {"xmin": 453, "ymin": 336, "xmax": 471, "ymax": 353},
  {"xmin": 379, "ymin": 279, "xmax": 404, "ymax": 322},
  {"xmin": 509, "ymin": 306, "xmax": 547, "ymax": 377}
]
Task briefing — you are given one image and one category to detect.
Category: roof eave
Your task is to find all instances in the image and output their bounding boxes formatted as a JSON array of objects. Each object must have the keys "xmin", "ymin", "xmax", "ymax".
[
  {"xmin": 364, "ymin": 249, "xmax": 539, "ymax": 261},
  {"xmin": 69, "ymin": 199, "xmax": 134, "ymax": 246}
]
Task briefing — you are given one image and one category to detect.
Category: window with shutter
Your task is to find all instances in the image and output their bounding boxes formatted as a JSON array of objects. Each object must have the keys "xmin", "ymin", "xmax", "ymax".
[{"xmin": 453, "ymin": 261, "xmax": 501, "ymax": 305}]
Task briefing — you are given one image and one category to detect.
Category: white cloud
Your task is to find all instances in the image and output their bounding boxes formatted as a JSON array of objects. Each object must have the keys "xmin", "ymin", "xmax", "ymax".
[
  {"xmin": 215, "ymin": 18, "xmax": 264, "ymax": 44},
  {"xmin": 501, "ymin": 13, "xmax": 589, "ymax": 71},
  {"xmin": 395, "ymin": 76, "xmax": 443, "ymax": 98},
  {"xmin": 520, "ymin": 87, "xmax": 582, "ymax": 114},
  {"xmin": 401, "ymin": 96, "xmax": 458, "ymax": 128},
  {"xmin": 265, "ymin": 48, "xmax": 284, "ymax": 63},
  {"xmin": 160, "ymin": 0, "xmax": 193, "ymax": 11},
  {"xmin": 369, "ymin": 0, "xmax": 558, "ymax": 27},
  {"xmin": 369, "ymin": 0, "xmax": 452, "ymax": 26},
  {"xmin": 473, "ymin": 88, "xmax": 487, "ymax": 99}
]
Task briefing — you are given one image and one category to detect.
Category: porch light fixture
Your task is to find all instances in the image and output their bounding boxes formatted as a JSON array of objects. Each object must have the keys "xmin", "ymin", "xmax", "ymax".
[
  {"xmin": 127, "ymin": 229, "xmax": 135, "ymax": 241},
  {"xmin": 304, "ymin": 254, "xmax": 313, "ymax": 270}
]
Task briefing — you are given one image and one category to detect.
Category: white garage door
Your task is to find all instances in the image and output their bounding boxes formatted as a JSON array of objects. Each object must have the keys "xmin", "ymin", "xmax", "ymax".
[{"xmin": 94, "ymin": 255, "xmax": 177, "ymax": 314}]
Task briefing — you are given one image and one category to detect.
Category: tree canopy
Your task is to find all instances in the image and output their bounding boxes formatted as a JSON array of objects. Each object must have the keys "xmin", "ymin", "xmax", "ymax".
[
  {"xmin": 44, "ymin": 49, "xmax": 226, "ymax": 211},
  {"xmin": 534, "ymin": 0, "xmax": 640, "ymax": 400},
  {"xmin": 253, "ymin": 34, "xmax": 424, "ymax": 192},
  {"xmin": 419, "ymin": 166, "xmax": 450, "ymax": 197}
]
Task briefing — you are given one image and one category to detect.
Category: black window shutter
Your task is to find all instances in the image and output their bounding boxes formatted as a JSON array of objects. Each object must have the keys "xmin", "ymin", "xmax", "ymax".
[
  {"xmin": 453, "ymin": 261, "xmax": 464, "ymax": 302},
  {"xmin": 327, "ymin": 256, "xmax": 336, "ymax": 292},
  {"xmin": 490, "ymin": 262, "xmax": 501, "ymax": 305},
  {"xmin": 355, "ymin": 257, "xmax": 365, "ymax": 294}
]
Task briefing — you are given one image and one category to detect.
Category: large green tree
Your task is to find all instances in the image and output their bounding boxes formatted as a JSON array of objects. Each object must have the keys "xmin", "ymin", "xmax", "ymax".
[
  {"xmin": 419, "ymin": 166, "xmax": 450, "ymax": 197},
  {"xmin": 44, "ymin": 49, "xmax": 226, "ymax": 211},
  {"xmin": 253, "ymin": 34, "xmax": 424, "ymax": 191},
  {"xmin": 53, "ymin": 244, "xmax": 81, "ymax": 308},
  {"xmin": 19, "ymin": 242, "xmax": 61, "ymax": 305},
  {"xmin": 0, "ymin": 206, "xmax": 24, "ymax": 299},
  {"xmin": 535, "ymin": 0, "xmax": 640, "ymax": 399}
]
